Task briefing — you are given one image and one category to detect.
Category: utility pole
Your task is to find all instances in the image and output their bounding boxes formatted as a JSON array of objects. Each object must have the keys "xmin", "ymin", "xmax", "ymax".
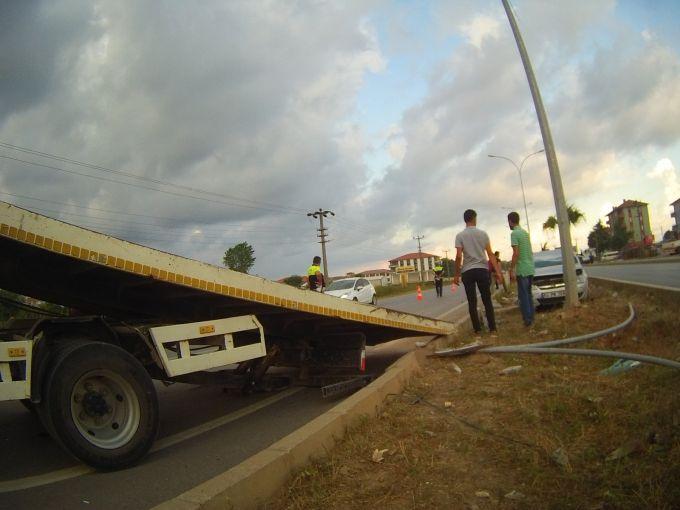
[
  {"xmin": 307, "ymin": 209, "xmax": 334, "ymax": 279},
  {"xmin": 501, "ymin": 0, "xmax": 578, "ymax": 307},
  {"xmin": 443, "ymin": 249, "xmax": 450, "ymax": 277},
  {"xmin": 413, "ymin": 235, "xmax": 425, "ymax": 282}
]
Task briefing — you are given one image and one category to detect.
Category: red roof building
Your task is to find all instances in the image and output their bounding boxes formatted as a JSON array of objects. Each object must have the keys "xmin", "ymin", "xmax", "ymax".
[{"xmin": 388, "ymin": 252, "xmax": 440, "ymax": 273}]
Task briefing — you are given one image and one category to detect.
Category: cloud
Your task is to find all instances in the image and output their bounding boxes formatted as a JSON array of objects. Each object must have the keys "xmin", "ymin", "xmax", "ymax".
[
  {"xmin": 0, "ymin": 0, "xmax": 388, "ymax": 277},
  {"xmin": 1, "ymin": 1, "xmax": 679, "ymax": 278},
  {"xmin": 458, "ymin": 15, "xmax": 500, "ymax": 49}
]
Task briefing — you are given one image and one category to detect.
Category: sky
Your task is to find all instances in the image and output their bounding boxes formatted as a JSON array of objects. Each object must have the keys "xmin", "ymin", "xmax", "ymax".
[{"xmin": 1, "ymin": 0, "xmax": 679, "ymax": 279}]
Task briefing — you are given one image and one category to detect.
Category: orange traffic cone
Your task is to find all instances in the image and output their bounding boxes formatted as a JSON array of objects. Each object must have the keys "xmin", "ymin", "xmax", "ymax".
[{"xmin": 416, "ymin": 285, "xmax": 423, "ymax": 301}]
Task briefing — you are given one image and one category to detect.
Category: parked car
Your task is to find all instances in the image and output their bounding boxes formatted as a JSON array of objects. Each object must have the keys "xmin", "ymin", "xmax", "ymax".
[
  {"xmin": 661, "ymin": 239, "xmax": 680, "ymax": 256},
  {"xmin": 324, "ymin": 277, "xmax": 377, "ymax": 305},
  {"xmin": 532, "ymin": 249, "xmax": 589, "ymax": 307},
  {"xmin": 600, "ymin": 250, "xmax": 620, "ymax": 261}
]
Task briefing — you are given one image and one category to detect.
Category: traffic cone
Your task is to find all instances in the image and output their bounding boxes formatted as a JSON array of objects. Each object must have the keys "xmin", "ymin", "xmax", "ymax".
[{"xmin": 416, "ymin": 285, "xmax": 423, "ymax": 301}]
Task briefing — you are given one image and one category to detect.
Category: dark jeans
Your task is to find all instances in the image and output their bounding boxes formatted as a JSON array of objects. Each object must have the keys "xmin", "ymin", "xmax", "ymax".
[
  {"xmin": 517, "ymin": 275, "xmax": 534, "ymax": 326},
  {"xmin": 434, "ymin": 278, "xmax": 443, "ymax": 297},
  {"xmin": 461, "ymin": 268, "xmax": 496, "ymax": 333}
]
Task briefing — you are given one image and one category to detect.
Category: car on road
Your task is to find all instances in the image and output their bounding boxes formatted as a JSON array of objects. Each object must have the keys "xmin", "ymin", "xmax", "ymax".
[
  {"xmin": 532, "ymin": 249, "xmax": 589, "ymax": 307},
  {"xmin": 600, "ymin": 250, "xmax": 620, "ymax": 261},
  {"xmin": 661, "ymin": 239, "xmax": 680, "ymax": 256},
  {"xmin": 324, "ymin": 277, "xmax": 377, "ymax": 305}
]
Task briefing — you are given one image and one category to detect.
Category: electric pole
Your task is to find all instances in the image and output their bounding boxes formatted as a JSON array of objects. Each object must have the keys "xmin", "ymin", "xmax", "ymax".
[
  {"xmin": 501, "ymin": 0, "xmax": 578, "ymax": 307},
  {"xmin": 413, "ymin": 235, "xmax": 425, "ymax": 282},
  {"xmin": 307, "ymin": 209, "xmax": 334, "ymax": 279},
  {"xmin": 443, "ymin": 249, "xmax": 450, "ymax": 277}
]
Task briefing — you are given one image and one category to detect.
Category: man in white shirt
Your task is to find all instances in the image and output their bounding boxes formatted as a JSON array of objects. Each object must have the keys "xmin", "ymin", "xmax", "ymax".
[{"xmin": 453, "ymin": 209, "xmax": 503, "ymax": 335}]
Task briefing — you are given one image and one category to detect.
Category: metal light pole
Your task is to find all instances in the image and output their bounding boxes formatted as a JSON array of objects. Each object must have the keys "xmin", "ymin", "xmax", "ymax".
[
  {"xmin": 500, "ymin": 0, "xmax": 578, "ymax": 307},
  {"xmin": 307, "ymin": 209, "xmax": 334, "ymax": 279},
  {"xmin": 488, "ymin": 149, "xmax": 544, "ymax": 240}
]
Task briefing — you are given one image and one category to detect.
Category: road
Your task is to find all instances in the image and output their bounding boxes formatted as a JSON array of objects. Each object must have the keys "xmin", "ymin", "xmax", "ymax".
[
  {"xmin": 586, "ymin": 260, "xmax": 680, "ymax": 290},
  {"xmin": 0, "ymin": 287, "xmax": 469, "ymax": 510}
]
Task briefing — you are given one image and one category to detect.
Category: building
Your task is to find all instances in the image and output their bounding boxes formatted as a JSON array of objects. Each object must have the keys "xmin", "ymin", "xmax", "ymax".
[
  {"xmin": 671, "ymin": 198, "xmax": 680, "ymax": 235},
  {"xmin": 356, "ymin": 268, "xmax": 392, "ymax": 287},
  {"xmin": 388, "ymin": 252, "xmax": 440, "ymax": 283},
  {"xmin": 606, "ymin": 199, "xmax": 652, "ymax": 244}
]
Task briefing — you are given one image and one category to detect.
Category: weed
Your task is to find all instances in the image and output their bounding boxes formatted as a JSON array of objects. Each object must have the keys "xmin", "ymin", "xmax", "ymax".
[{"xmin": 266, "ymin": 282, "xmax": 680, "ymax": 510}]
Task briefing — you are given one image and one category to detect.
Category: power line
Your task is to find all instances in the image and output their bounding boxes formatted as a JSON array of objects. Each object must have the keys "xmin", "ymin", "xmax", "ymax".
[
  {"xmin": 3, "ymin": 195, "xmax": 293, "ymax": 234},
  {"xmin": 0, "ymin": 190, "xmax": 283, "ymax": 229},
  {"xmin": 23, "ymin": 206, "xmax": 290, "ymax": 239},
  {"xmin": 0, "ymin": 141, "xmax": 307, "ymax": 214},
  {"xmin": 0, "ymin": 153, "xmax": 303, "ymax": 215}
]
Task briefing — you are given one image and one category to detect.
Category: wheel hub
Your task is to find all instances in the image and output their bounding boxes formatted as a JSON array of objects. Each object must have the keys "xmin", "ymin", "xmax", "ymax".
[
  {"xmin": 70, "ymin": 370, "xmax": 141, "ymax": 449},
  {"xmin": 82, "ymin": 392, "xmax": 110, "ymax": 417}
]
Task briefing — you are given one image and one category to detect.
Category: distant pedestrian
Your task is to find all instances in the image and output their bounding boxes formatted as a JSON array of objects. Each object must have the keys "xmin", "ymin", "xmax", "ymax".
[
  {"xmin": 453, "ymin": 209, "xmax": 503, "ymax": 336},
  {"xmin": 507, "ymin": 212, "xmax": 535, "ymax": 327},
  {"xmin": 488, "ymin": 251, "xmax": 501, "ymax": 290},
  {"xmin": 433, "ymin": 261, "xmax": 444, "ymax": 297},
  {"xmin": 307, "ymin": 256, "xmax": 325, "ymax": 291}
]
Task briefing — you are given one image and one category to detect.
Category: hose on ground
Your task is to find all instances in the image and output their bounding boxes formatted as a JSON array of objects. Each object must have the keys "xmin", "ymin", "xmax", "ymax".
[
  {"xmin": 435, "ymin": 303, "xmax": 680, "ymax": 370},
  {"xmin": 480, "ymin": 346, "xmax": 680, "ymax": 370},
  {"xmin": 507, "ymin": 303, "xmax": 636, "ymax": 348}
]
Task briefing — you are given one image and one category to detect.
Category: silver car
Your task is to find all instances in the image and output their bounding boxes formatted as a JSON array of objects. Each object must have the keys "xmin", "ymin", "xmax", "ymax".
[{"xmin": 531, "ymin": 249, "xmax": 589, "ymax": 307}]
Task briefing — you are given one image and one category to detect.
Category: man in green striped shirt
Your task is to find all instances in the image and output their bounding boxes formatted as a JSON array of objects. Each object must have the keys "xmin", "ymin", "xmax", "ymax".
[{"xmin": 507, "ymin": 212, "xmax": 535, "ymax": 327}]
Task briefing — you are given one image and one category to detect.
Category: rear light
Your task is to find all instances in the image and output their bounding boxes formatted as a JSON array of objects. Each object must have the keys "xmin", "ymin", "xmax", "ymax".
[{"xmin": 360, "ymin": 348, "xmax": 366, "ymax": 372}]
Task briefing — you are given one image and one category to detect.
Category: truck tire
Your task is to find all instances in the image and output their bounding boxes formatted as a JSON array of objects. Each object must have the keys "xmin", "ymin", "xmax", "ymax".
[{"xmin": 41, "ymin": 341, "xmax": 159, "ymax": 470}]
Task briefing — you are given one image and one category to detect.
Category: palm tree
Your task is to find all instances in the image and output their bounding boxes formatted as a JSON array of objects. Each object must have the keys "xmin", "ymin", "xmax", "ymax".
[{"xmin": 543, "ymin": 205, "xmax": 585, "ymax": 232}]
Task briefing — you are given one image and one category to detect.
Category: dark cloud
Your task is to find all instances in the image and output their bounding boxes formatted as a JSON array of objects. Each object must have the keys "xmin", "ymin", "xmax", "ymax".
[{"xmin": 1, "ymin": 1, "xmax": 679, "ymax": 278}]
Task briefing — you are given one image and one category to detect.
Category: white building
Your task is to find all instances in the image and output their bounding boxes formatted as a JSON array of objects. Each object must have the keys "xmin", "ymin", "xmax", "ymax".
[{"xmin": 388, "ymin": 252, "xmax": 440, "ymax": 283}]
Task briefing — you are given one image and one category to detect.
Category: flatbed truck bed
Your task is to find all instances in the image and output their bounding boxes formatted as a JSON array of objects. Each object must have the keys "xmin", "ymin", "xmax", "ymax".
[{"xmin": 0, "ymin": 201, "xmax": 454, "ymax": 469}]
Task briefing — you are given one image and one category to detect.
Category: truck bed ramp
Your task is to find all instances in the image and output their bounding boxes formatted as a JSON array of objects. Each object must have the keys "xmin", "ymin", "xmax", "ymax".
[{"xmin": 0, "ymin": 201, "xmax": 454, "ymax": 344}]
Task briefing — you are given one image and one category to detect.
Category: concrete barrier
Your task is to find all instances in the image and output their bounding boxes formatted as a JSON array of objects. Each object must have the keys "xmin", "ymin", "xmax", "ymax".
[{"xmin": 152, "ymin": 350, "xmax": 425, "ymax": 510}]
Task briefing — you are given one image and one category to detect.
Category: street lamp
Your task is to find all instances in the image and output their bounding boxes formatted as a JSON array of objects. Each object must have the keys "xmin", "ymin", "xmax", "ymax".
[{"xmin": 488, "ymin": 149, "xmax": 544, "ymax": 240}]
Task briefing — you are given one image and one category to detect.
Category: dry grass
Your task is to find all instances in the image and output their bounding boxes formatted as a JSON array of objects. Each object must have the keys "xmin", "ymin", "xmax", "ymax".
[{"xmin": 266, "ymin": 282, "xmax": 680, "ymax": 510}]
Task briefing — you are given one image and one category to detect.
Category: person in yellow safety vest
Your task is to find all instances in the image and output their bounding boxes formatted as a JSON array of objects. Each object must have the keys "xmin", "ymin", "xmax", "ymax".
[
  {"xmin": 433, "ymin": 262, "xmax": 444, "ymax": 297},
  {"xmin": 307, "ymin": 256, "xmax": 325, "ymax": 291}
]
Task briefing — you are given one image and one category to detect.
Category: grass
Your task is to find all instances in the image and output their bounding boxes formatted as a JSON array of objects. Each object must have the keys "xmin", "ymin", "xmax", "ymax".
[
  {"xmin": 265, "ymin": 281, "xmax": 680, "ymax": 509},
  {"xmin": 375, "ymin": 281, "xmax": 437, "ymax": 299}
]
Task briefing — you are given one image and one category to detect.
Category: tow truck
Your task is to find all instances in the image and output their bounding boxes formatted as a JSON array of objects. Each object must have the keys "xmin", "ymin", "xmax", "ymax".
[{"xmin": 0, "ymin": 201, "xmax": 454, "ymax": 469}]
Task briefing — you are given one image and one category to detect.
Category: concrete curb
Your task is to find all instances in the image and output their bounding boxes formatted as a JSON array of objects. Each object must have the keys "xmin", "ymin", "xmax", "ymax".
[
  {"xmin": 152, "ymin": 350, "xmax": 426, "ymax": 510},
  {"xmin": 589, "ymin": 276, "xmax": 680, "ymax": 293},
  {"xmin": 589, "ymin": 255, "xmax": 680, "ymax": 267}
]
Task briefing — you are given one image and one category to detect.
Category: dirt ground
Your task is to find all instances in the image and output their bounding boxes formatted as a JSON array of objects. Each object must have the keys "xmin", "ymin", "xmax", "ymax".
[{"xmin": 265, "ymin": 281, "xmax": 680, "ymax": 510}]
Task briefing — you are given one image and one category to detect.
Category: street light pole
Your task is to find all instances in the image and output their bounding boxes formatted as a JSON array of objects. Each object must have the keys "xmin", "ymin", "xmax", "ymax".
[
  {"xmin": 307, "ymin": 208, "xmax": 335, "ymax": 279},
  {"xmin": 500, "ymin": 0, "xmax": 578, "ymax": 308},
  {"xmin": 488, "ymin": 149, "xmax": 544, "ymax": 240}
]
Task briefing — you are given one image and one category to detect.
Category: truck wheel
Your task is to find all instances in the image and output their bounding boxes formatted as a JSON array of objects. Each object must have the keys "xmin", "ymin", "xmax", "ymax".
[
  {"xmin": 371, "ymin": 295, "xmax": 377, "ymax": 305},
  {"xmin": 42, "ymin": 341, "xmax": 159, "ymax": 470}
]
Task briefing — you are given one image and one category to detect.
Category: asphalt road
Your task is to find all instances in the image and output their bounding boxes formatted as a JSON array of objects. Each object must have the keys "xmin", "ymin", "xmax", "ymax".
[
  {"xmin": 0, "ymin": 288, "xmax": 470, "ymax": 510},
  {"xmin": 586, "ymin": 260, "xmax": 680, "ymax": 290}
]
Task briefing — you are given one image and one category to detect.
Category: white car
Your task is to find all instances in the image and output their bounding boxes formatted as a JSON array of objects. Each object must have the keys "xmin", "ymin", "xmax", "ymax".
[
  {"xmin": 531, "ymin": 249, "xmax": 589, "ymax": 307},
  {"xmin": 324, "ymin": 277, "xmax": 377, "ymax": 305}
]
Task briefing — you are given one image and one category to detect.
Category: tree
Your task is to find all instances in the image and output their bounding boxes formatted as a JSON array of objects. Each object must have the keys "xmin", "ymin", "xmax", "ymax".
[
  {"xmin": 222, "ymin": 242, "xmax": 255, "ymax": 273},
  {"xmin": 587, "ymin": 220, "xmax": 611, "ymax": 255},
  {"xmin": 663, "ymin": 230, "xmax": 679, "ymax": 242},
  {"xmin": 282, "ymin": 275, "xmax": 303, "ymax": 287},
  {"xmin": 610, "ymin": 219, "xmax": 632, "ymax": 251},
  {"xmin": 543, "ymin": 204, "xmax": 585, "ymax": 231},
  {"xmin": 440, "ymin": 258, "xmax": 455, "ymax": 277}
]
